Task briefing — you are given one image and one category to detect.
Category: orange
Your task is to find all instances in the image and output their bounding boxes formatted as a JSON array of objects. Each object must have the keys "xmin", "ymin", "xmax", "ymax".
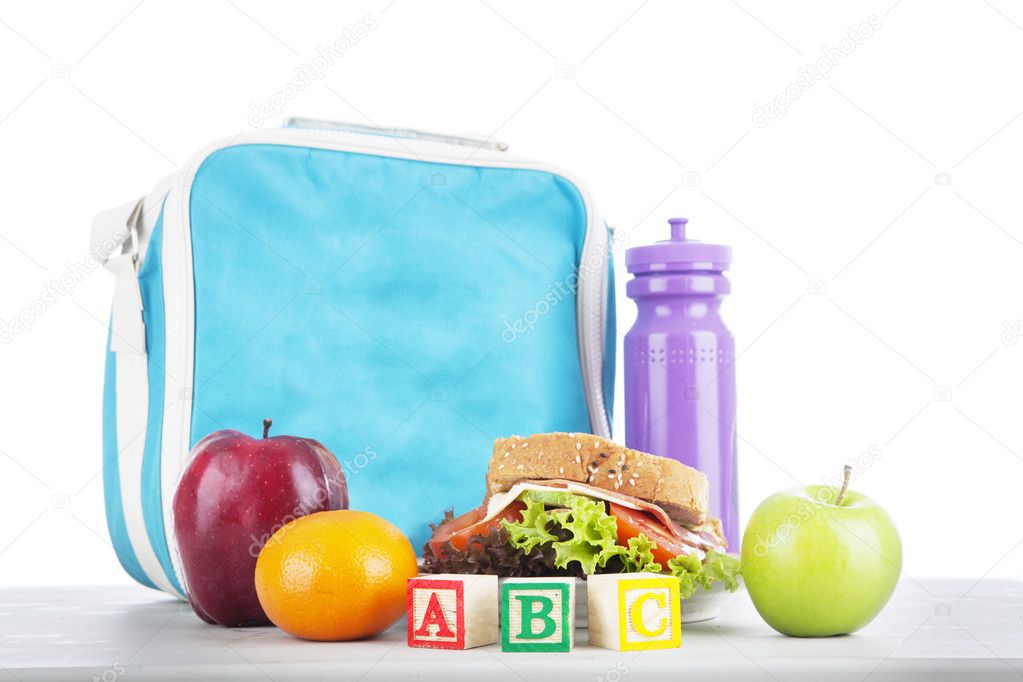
[{"xmin": 254, "ymin": 510, "xmax": 418, "ymax": 641}]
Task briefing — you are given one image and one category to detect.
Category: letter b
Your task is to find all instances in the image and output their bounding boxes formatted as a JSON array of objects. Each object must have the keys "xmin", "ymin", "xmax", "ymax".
[{"xmin": 515, "ymin": 595, "xmax": 556, "ymax": 639}]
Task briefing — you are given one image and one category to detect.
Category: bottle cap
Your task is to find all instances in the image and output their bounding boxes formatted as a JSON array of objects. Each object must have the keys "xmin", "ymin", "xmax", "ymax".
[{"xmin": 625, "ymin": 218, "xmax": 732, "ymax": 274}]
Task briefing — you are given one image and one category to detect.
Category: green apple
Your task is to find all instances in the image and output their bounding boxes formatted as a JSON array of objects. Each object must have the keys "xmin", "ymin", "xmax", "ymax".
[{"xmin": 740, "ymin": 467, "xmax": 902, "ymax": 637}]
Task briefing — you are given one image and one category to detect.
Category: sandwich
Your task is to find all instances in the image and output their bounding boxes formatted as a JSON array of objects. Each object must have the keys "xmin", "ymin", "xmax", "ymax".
[{"xmin": 423, "ymin": 432, "xmax": 740, "ymax": 598}]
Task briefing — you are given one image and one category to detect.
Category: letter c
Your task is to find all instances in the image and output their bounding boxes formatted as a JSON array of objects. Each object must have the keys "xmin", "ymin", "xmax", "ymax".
[{"xmin": 630, "ymin": 591, "xmax": 667, "ymax": 638}]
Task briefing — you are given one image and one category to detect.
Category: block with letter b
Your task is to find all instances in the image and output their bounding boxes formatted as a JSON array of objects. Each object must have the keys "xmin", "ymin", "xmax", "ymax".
[
  {"xmin": 407, "ymin": 574, "xmax": 498, "ymax": 649},
  {"xmin": 500, "ymin": 577, "xmax": 575, "ymax": 652},
  {"xmin": 587, "ymin": 573, "xmax": 681, "ymax": 651}
]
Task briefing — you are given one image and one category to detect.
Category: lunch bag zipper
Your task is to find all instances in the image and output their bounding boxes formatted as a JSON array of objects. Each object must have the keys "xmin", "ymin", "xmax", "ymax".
[{"xmin": 284, "ymin": 117, "xmax": 511, "ymax": 152}]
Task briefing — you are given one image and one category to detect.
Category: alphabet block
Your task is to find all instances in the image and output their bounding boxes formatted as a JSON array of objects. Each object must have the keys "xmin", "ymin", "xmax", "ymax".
[
  {"xmin": 587, "ymin": 573, "xmax": 681, "ymax": 651},
  {"xmin": 500, "ymin": 577, "xmax": 575, "ymax": 652},
  {"xmin": 407, "ymin": 574, "xmax": 498, "ymax": 649}
]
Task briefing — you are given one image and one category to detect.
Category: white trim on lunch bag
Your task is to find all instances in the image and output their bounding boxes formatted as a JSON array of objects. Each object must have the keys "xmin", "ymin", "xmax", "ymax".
[
  {"xmin": 115, "ymin": 351, "xmax": 181, "ymax": 596},
  {"xmin": 93, "ymin": 198, "xmax": 183, "ymax": 597},
  {"xmin": 113, "ymin": 124, "xmax": 610, "ymax": 597},
  {"xmin": 159, "ymin": 177, "xmax": 191, "ymax": 595}
]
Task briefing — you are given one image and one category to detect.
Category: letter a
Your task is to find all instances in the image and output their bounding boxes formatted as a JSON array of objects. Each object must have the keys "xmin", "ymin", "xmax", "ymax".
[{"xmin": 415, "ymin": 591, "xmax": 455, "ymax": 638}]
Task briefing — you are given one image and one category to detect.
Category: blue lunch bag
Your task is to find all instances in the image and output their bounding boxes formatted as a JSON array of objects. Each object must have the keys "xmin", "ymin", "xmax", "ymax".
[{"xmin": 92, "ymin": 119, "xmax": 616, "ymax": 597}]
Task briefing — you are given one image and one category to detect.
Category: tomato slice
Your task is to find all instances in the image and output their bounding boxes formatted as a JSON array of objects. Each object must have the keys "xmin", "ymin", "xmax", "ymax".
[
  {"xmin": 427, "ymin": 501, "xmax": 526, "ymax": 558},
  {"xmin": 610, "ymin": 502, "xmax": 694, "ymax": 566}
]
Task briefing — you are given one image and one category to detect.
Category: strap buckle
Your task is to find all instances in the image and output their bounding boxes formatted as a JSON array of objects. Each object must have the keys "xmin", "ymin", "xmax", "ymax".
[{"xmin": 93, "ymin": 197, "xmax": 147, "ymax": 355}]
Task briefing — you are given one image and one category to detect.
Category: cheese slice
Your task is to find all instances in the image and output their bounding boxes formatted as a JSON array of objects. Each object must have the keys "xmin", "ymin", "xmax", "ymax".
[{"xmin": 483, "ymin": 480, "xmax": 645, "ymax": 521}]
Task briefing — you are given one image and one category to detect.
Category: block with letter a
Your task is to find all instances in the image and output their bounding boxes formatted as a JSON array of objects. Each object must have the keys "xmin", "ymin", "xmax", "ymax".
[
  {"xmin": 500, "ymin": 577, "xmax": 575, "ymax": 652},
  {"xmin": 406, "ymin": 574, "xmax": 498, "ymax": 650},
  {"xmin": 587, "ymin": 573, "xmax": 681, "ymax": 651}
]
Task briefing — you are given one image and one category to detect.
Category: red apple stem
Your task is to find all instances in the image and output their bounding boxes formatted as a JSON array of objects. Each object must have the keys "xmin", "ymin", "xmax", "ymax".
[
  {"xmin": 834, "ymin": 464, "xmax": 852, "ymax": 506},
  {"xmin": 263, "ymin": 419, "xmax": 272, "ymax": 439}
]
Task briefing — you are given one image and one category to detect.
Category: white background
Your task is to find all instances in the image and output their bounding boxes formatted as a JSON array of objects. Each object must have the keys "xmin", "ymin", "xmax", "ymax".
[{"xmin": 1, "ymin": 0, "xmax": 1021, "ymax": 588}]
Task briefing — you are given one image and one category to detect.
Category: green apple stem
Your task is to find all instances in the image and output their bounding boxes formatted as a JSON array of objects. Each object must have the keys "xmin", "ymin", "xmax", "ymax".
[
  {"xmin": 834, "ymin": 464, "xmax": 853, "ymax": 506},
  {"xmin": 262, "ymin": 419, "xmax": 272, "ymax": 439}
]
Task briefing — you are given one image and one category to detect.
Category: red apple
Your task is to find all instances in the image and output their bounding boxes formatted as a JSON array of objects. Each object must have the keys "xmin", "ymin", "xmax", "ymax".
[{"xmin": 173, "ymin": 419, "xmax": 348, "ymax": 626}]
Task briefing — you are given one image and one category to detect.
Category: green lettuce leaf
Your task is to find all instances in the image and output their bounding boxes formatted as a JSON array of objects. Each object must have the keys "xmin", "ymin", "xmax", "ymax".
[
  {"xmin": 502, "ymin": 493, "xmax": 623, "ymax": 575},
  {"xmin": 618, "ymin": 533, "xmax": 662, "ymax": 573},
  {"xmin": 667, "ymin": 550, "xmax": 742, "ymax": 599},
  {"xmin": 550, "ymin": 495, "xmax": 625, "ymax": 574},
  {"xmin": 702, "ymin": 550, "xmax": 742, "ymax": 592},
  {"xmin": 502, "ymin": 497, "xmax": 557, "ymax": 553}
]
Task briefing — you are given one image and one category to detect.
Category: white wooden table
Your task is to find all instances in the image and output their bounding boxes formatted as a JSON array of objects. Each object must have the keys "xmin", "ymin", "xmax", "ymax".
[{"xmin": 2, "ymin": 579, "xmax": 1021, "ymax": 681}]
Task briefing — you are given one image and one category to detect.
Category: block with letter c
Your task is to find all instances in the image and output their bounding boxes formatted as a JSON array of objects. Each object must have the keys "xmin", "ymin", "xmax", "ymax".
[{"xmin": 586, "ymin": 572, "xmax": 681, "ymax": 651}]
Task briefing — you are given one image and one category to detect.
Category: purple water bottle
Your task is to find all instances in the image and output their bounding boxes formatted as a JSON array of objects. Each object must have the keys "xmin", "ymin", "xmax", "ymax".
[{"xmin": 624, "ymin": 217, "xmax": 738, "ymax": 549}]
